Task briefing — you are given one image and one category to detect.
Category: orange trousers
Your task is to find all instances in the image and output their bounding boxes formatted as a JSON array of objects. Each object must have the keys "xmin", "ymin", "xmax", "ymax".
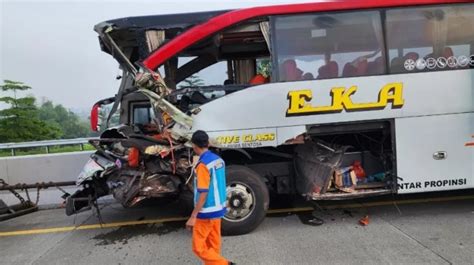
[{"xmin": 192, "ymin": 218, "xmax": 228, "ymax": 265}]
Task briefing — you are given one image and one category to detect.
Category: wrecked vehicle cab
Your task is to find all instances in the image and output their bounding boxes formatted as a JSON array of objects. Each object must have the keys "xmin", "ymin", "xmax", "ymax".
[{"xmin": 66, "ymin": 1, "xmax": 474, "ymax": 235}]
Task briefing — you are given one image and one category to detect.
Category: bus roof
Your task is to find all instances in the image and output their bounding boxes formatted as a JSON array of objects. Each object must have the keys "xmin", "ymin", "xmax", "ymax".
[
  {"xmin": 95, "ymin": 10, "xmax": 227, "ymax": 32},
  {"xmin": 142, "ymin": 0, "xmax": 471, "ymax": 70},
  {"xmin": 94, "ymin": 9, "xmax": 228, "ymax": 59}
]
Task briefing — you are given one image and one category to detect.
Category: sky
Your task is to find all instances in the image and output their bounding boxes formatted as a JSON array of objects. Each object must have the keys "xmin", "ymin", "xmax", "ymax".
[{"xmin": 0, "ymin": 0, "xmax": 313, "ymax": 112}]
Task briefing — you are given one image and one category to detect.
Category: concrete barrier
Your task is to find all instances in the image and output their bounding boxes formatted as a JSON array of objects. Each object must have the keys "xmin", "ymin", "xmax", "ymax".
[
  {"xmin": 0, "ymin": 151, "xmax": 93, "ymax": 184},
  {"xmin": 0, "ymin": 151, "xmax": 93, "ymax": 206}
]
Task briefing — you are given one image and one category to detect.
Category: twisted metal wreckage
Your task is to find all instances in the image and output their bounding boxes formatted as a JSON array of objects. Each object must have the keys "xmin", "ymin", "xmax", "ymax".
[
  {"xmin": 0, "ymin": 31, "xmax": 191, "ymax": 221},
  {"xmin": 0, "ymin": 179, "xmax": 73, "ymax": 221}
]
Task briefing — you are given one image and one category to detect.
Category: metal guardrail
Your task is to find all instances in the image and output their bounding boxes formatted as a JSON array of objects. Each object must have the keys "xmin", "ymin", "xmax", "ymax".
[{"xmin": 0, "ymin": 138, "xmax": 95, "ymax": 156}]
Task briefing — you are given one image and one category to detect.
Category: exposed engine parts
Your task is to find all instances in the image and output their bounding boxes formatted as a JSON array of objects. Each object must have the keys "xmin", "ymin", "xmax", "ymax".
[{"xmin": 66, "ymin": 124, "xmax": 194, "ymax": 216}]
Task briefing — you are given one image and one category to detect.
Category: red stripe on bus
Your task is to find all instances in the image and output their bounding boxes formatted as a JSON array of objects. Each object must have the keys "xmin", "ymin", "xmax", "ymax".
[{"xmin": 142, "ymin": 0, "xmax": 471, "ymax": 70}]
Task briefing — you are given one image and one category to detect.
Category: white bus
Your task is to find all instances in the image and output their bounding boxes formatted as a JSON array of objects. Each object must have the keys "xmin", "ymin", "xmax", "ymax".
[{"xmin": 69, "ymin": 0, "xmax": 473, "ymax": 235}]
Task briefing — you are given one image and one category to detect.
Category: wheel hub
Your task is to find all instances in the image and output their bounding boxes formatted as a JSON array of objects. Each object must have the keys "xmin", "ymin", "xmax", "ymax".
[
  {"xmin": 224, "ymin": 182, "xmax": 255, "ymax": 222},
  {"xmin": 229, "ymin": 195, "xmax": 244, "ymax": 209}
]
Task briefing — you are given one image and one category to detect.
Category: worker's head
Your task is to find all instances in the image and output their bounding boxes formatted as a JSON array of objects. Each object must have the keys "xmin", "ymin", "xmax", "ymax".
[{"xmin": 191, "ymin": 130, "xmax": 209, "ymax": 155}]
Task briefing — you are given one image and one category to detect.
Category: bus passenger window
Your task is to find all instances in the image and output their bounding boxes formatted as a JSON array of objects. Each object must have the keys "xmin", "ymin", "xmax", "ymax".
[
  {"xmin": 273, "ymin": 11, "xmax": 386, "ymax": 81},
  {"xmin": 386, "ymin": 5, "xmax": 474, "ymax": 73}
]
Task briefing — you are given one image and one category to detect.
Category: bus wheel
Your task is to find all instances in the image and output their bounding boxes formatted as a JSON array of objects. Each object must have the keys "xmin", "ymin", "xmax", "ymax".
[
  {"xmin": 178, "ymin": 189, "xmax": 194, "ymax": 216},
  {"xmin": 222, "ymin": 165, "xmax": 269, "ymax": 236}
]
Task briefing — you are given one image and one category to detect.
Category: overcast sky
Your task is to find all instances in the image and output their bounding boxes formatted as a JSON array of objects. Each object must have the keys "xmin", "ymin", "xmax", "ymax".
[{"xmin": 1, "ymin": 0, "xmax": 312, "ymax": 111}]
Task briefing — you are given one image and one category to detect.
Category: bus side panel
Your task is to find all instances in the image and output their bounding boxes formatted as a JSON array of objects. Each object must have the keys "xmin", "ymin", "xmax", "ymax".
[
  {"xmin": 396, "ymin": 113, "xmax": 473, "ymax": 194},
  {"xmin": 193, "ymin": 71, "xmax": 473, "ymax": 134}
]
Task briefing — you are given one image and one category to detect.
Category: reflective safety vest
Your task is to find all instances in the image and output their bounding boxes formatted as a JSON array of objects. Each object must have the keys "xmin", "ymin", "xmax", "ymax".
[{"xmin": 194, "ymin": 151, "xmax": 227, "ymax": 219}]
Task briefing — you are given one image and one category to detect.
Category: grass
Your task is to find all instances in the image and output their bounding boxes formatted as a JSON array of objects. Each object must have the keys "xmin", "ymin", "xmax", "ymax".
[{"xmin": 0, "ymin": 144, "xmax": 95, "ymax": 158}]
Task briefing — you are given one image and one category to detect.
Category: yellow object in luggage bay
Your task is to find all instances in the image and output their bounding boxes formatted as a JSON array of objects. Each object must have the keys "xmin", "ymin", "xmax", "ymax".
[
  {"xmin": 334, "ymin": 168, "xmax": 358, "ymax": 193},
  {"xmin": 286, "ymin": 82, "xmax": 404, "ymax": 116}
]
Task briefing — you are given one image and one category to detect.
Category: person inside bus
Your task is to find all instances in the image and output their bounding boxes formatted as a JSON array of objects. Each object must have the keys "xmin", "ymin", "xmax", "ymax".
[
  {"xmin": 223, "ymin": 79, "xmax": 234, "ymax": 85},
  {"xmin": 248, "ymin": 73, "xmax": 270, "ymax": 85},
  {"xmin": 367, "ymin": 56, "xmax": 384, "ymax": 75},
  {"xmin": 343, "ymin": 50, "xmax": 384, "ymax": 77},
  {"xmin": 302, "ymin": 72, "xmax": 314, "ymax": 80},
  {"xmin": 178, "ymin": 95, "xmax": 191, "ymax": 112},
  {"xmin": 317, "ymin": 54, "xmax": 339, "ymax": 79},
  {"xmin": 279, "ymin": 59, "xmax": 303, "ymax": 81},
  {"xmin": 343, "ymin": 57, "xmax": 368, "ymax": 77}
]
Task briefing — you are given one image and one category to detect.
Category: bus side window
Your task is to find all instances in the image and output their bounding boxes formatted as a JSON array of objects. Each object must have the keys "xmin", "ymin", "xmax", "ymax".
[
  {"xmin": 273, "ymin": 11, "xmax": 386, "ymax": 81},
  {"xmin": 385, "ymin": 4, "xmax": 474, "ymax": 73}
]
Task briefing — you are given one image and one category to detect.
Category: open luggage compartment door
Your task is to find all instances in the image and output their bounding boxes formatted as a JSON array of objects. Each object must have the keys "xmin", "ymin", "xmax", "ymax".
[{"xmin": 294, "ymin": 142, "xmax": 346, "ymax": 196}]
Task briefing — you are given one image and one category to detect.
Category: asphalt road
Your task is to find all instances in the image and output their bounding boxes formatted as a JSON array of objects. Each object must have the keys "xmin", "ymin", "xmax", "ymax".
[{"xmin": 0, "ymin": 193, "xmax": 473, "ymax": 265}]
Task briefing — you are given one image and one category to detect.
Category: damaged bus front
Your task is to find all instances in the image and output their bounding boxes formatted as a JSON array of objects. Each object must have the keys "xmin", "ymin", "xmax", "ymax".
[
  {"xmin": 66, "ymin": 1, "xmax": 474, "ymax": 235},
  {"xmin": 66, "ymin": 9, "xmax": 271, "ymax": 235}
]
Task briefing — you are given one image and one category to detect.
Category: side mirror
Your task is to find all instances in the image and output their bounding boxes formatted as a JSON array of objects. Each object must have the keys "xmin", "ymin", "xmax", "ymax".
[
  {"xmin": 90, "ymin": 104, "xmax": 100, "ymax": 132},
  {"xmin": 90, "ymin": 97, "xmax": 117, "ymax": 132}
]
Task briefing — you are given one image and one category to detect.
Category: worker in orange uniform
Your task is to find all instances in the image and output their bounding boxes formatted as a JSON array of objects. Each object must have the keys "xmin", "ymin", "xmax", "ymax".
[{"xmin": 186, "ymin": 130, "xmax": 235, "ymax": 265}]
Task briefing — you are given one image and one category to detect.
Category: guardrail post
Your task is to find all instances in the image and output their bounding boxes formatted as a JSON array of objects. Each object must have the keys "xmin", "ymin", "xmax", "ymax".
[
  {"xmin": 79, "ymin": 144, "xmax": 84, "ymax": 151},
  {"xmin": 45, "ymin": 146, "xmax": 49, "ymax": 154},
  {"xmin": 11, "ymin": 149, "xmax": 15, "ymax": 157}
]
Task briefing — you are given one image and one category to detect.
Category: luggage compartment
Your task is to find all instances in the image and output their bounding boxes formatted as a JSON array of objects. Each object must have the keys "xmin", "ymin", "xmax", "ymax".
[{"xmin": 296, "ymin": 120, "xmax": 396, "ymax": 200}]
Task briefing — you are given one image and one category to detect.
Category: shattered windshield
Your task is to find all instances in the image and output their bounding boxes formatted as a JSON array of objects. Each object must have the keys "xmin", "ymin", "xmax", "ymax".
[{"xmin": 177, "ymin": 58, "xmax": 228, "ymax": 88}]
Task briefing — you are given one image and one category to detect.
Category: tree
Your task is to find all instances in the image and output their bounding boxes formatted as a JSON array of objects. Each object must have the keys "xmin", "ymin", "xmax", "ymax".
[
  {"xmin": 0, "ymin": 80, "xmax": 62, "ymax": 143},
  {"xmin": 38, "ymin": 100, "xmax": 90, "ymax": 139},
  {"xmin": 179, "ymin": 74, "xmax": 204, "ymax": 88}
]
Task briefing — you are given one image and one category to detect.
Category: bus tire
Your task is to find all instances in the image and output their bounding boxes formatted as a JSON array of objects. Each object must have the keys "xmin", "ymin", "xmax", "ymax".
[
  {"xmin": 178, "ymin": 189, "xmax": 194, "ymax": 215},
  {"xmin": 222, "ymin": 165, "xmax": 269, "ymax": 236}
]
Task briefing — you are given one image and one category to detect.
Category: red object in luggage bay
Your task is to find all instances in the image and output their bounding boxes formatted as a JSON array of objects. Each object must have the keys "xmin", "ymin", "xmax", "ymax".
[{"xmin": 352, "ymin": 160, "xmax": 366, "ymax": 180}]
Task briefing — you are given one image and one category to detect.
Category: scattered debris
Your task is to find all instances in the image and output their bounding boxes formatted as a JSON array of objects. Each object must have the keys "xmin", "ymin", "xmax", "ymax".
[
  {"xmin": 359, "ymin": 215, "xmax": 370, "ymax": 226},
  {"xmin": 297, "ymin": 212, "xmax": 324, "ymax": 226}
]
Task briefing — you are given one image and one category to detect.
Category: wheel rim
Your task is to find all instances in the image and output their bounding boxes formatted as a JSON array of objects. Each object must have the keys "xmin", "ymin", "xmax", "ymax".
[{"xmin": 224, "ymin": 182, "xmax": 255, "ymax": 222}]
